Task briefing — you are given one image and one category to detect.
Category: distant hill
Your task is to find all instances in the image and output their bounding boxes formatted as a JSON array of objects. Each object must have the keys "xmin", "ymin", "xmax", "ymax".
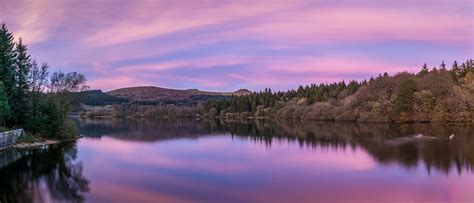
[
  {"xmin": 70, "ymin": 90, "xmax": 128, "ymax": 105},
  {"xmin": 69, "ymin": 90, "xmax": 129, "ymax": 112},
  {"xmin": 107, "ymin": 86, "xmax": 251, "ymax": 101}
]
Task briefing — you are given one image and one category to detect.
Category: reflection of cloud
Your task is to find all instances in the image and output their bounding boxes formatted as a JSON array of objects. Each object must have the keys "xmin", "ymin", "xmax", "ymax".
[
  {"xmin": 80, "ymin": 137, "xmax": 252, "ymax": 174},
  {"xmin": 79, "ymin": 137, "xmax": 142, "ymax": 153},
  {"xmin": 447, "ymin": 175, "xmax": 474, "ymax": 201},
  {"xmin": 91, "ymin": 182, "xmax": 192, "ymax": 203},
  {"xmin": 77, "ymin": 131, "xmax": 474, "ymax": 203},
  {"xmin": 273, "ymin": 147, "xmax": 377, "ymax": 171},
  {"xmin": 80, "ymin": 135, "xmax": 376, "ymax": 176}
]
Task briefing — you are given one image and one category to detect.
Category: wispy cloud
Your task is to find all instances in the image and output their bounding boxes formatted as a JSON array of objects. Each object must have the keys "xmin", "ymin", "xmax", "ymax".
[{"xmin": 1, "ymin": 0, "xmax": 471, "ymax": 91}]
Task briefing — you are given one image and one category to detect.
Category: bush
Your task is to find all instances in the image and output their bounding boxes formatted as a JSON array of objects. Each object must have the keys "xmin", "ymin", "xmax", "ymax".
[{"xmin": 28, "ymin": 97, "xmax": 79, "ymax": 139}]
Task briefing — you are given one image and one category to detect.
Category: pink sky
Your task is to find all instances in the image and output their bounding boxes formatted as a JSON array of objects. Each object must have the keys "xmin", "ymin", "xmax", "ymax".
[{"xmin": 1, "ymin": 0, "xmax": 472, "ymax": 91}]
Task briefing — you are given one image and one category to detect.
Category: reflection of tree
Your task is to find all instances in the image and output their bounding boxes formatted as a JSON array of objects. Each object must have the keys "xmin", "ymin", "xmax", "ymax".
[
  {"xmin": 0, "ymin": 142, "xmax": 89, "ymax": 202},
  {"xmin": 217, "ymin": 120, "xmax": 474, "ymax": 175},
  {"xmin": 75, "ymin": 118, "xmax": 227, "ymax": 141},
  {"xmin": 75, "ymin": 117, "xmax": 474, "ymax": 174}
]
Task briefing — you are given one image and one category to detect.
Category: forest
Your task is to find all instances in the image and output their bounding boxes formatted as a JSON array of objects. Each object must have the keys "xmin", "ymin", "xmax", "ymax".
[
  {"xmin": 204, "ymin": 60, "xmax": 473, "ymax": 123},
  {"xmin": 77, "ymin": 59, "xmax": 473, "ymax": 123},
  {"xmin": 0, "ymin": 24, "xmax": 88, "ymax": 139}
]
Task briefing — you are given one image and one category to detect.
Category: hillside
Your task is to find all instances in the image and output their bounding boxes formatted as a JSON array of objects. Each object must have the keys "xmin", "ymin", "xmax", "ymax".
[
  {"xmin": 204, "ymin": 60, "xmax": 474, "ymax": 123},
  {"xmin": 107, "ymin": 86, "xmax": 251, "ymax": 101},
  {"xmin": 79, "ymin": 60, "xmax": 472, "ymax": 122}
]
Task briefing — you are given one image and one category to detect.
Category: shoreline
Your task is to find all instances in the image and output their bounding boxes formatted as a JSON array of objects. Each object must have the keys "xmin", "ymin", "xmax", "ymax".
[
  {"xmin": 77, "ymin": 115, "xmax": 474, "ymax": 124},
  {"xmin": 13, "ymin": 136, "xmax": 83, "ymax": 150},
  {"xmin": 14, "ymin": 140, "xmax": 62, "ymax": 149}
]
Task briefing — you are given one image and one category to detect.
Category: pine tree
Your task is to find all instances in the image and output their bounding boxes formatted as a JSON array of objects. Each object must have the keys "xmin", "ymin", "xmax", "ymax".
[
  {"xmin": 452, "ymin": 61, "xmax": 459, "ymax": 70},
  {"xmin": 0, "ymin": 23, "xmax": 16, "ymax": 102},
  {"xmin": 418, "ymin": 63, "xmax": 429, "ymax": 76},
  {"xmin": 347, "ymin": 80, "xmax": 359, "ymax": 94},
  {"xmin": 462, "ymin": 59, "xmax": 473, "ymax": 77},
  {"xmin": 396, "ymin": 79, "xmax": 417, "ymax": 113},
  {"xmin": 451, "ymin": 61, "xmax": 461, "ymax": 82},
  {"xmin": 0, "ymin": 81, "xmax": 10, "ymax": 126},
  {"xmin": 297, "ymin": 85, "xmax": 304, "ymax": 97},
  {"xmin": 440, "ymin": 61, "xmax": 446, "ymax": 70},
  {"xmin": 11, "ymin": 38, "xmax": 31, "ymax": 125}
]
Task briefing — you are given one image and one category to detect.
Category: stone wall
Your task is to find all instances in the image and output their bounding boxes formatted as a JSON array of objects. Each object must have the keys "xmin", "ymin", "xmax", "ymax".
[{"xmin": 0, "ymin": 129, "xmax": 24, "ymax": 151}]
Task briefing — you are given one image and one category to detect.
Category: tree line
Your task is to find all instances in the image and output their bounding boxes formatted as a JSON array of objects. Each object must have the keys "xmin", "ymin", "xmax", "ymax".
[
  {"xmin": 204, "ymin": 59, "xmax": 473, "ymax": 122},
  {"xmin": 205, "ymin": 80, "xmax": 363, "ymax": 116},
  {"xmin": 0, "ymin": 23, "xmax": 87, "ymax": 138}
]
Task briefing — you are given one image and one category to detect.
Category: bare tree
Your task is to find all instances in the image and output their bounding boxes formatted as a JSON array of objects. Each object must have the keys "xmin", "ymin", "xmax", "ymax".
[
  {"xmin": 49, "ymin": 71, "xmax": 89, "ymax": 93},
  {"xmin": 29, "ymin": 60, "xmax": 49, "ymax": 117}
]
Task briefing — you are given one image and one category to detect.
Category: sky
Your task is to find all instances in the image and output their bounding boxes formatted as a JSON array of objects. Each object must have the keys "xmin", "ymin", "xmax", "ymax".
[{"xmin": 1, "ymin": 0, "xmax": 472, "ymax": 92}]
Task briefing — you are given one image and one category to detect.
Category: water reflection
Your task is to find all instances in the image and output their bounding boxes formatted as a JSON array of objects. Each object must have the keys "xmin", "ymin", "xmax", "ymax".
[
  {"xmin": 225, "ymin": 120, "xmax": 474, "ymax": 175},
  {"xmin": 2, "ymin": 118, "xmax": 472, "ymax": 203},
  {"xmin": 75, "ymin": 118, "xmax": 226, "ymax": 141},
  {"xmin": 75, "ymin": 118, "xmax": 474, "ymax": 203},
  {"xmin": 77, "ymin": 118, "xmax": 474, "ymax": 175},
  {"xmin": 0, "ymin": 143, "xmax": 89, "ymax": 203}
]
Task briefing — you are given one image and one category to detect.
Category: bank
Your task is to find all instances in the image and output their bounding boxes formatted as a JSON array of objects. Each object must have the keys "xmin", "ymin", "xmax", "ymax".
[{"xmin": 0, "ymin": 129, "xmax": 82, "ymax": 152}]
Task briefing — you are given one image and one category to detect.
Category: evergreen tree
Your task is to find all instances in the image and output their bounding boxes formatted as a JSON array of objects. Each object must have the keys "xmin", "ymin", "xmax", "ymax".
[
  {"xmin": 0, "ymin": 23, "xmax": 16, "ymax": 102},
  {"xmin": 0, "ymin": 81, "xmax": 10, "ymax": 126},
  {"xmin": 395, "ymin": 79, "xmax": 416, "ymax": 113},
  {"xmin": 461, "ymin": 59, "xmax": 474, "ymax": 79},
  {"xmin": 11, "ymin": 38, "xmax": 31, "ymax": 125},
  {"xmin": 440, "ymin": 61, "xmax": 446, "ymax": 70},
  {"xmin": 452, "ymin": 61, "xmax": 459, "ymax": 70},
  {"xmin": 0, "ymin": 23, "xmax": 90, "ymax": 138},
  {"xmin": 297, "ymin": 85, "xmax": 304, "ymax": 97},
  {"xmin": 451, "ymin": 60, "xmax": 460, "ymax": 82},
  {"xmin": 347, "ymin": 80, "xmax": 360, "ymax": 94},
  {"xmin": 307, "ymin": 94, "xmax": 317, "ymax": 104},
  {"xmin": 418, "ymin": 63, "xmax": 429, "ymax": 76}
]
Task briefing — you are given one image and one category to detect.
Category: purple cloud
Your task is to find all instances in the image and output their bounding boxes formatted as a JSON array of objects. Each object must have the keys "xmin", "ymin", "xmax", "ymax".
[{"xmin": 1, "ymin": 0, "xmax": 472, "ymax": 91}]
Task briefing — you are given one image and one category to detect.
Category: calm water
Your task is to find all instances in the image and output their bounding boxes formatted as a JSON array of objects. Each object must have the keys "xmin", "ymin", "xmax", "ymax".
[{"xmin": 1, "ymin": 119, "xmax": 473, "ymax": 203}]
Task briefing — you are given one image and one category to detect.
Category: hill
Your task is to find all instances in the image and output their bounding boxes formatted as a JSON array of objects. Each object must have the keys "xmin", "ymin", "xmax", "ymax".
[
  {"xmin": 70, "ymin": 90, "xmax": 128, "ymax": 106},
  {"xmin": 75, "ymin": 87, "xmax": 251, "ymax": 118},
  {"xmin": 69, "ymin": 90, "xmax": 129, "ymax": 112},
  {"xmin": 107, "ymin": 86, "xmax": 251, "ymax": 101}
]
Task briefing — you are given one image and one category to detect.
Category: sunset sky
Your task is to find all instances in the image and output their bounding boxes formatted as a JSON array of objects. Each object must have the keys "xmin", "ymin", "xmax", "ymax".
[{"xmin": 1, "ymin": 0, "xmax": 472, "ymax": 91}]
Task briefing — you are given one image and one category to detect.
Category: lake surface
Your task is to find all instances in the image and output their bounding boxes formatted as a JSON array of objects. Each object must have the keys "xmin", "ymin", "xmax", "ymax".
[{"xmin": 1, "ymin": 119, "xmax": 473, "ymax": 203}]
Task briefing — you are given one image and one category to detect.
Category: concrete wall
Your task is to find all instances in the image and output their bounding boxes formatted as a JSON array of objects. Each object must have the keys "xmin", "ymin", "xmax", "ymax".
[{"xmin": 0, "ymin": 129, "xmax": 24, "ymax": 151}]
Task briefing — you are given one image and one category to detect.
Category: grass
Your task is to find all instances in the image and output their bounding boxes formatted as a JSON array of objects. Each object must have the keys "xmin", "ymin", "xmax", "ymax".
[{"xmin": 17, "ymin": 133, "xmax": 45, "ymax": 144}]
